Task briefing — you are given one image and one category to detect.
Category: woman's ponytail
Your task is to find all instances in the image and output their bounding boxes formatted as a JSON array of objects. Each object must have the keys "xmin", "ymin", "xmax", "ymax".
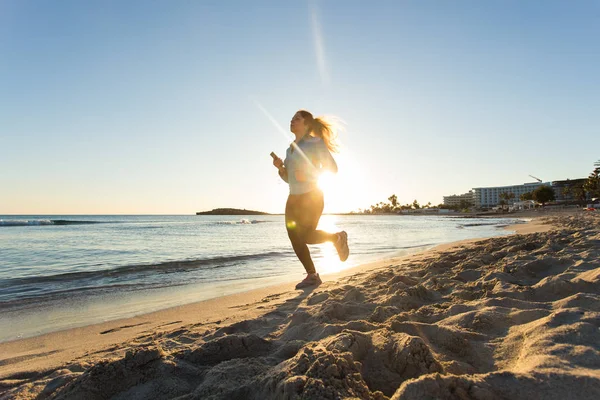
[{"xmin": 298, "ymin": 110, "xmax": 341, "ymax": 153}]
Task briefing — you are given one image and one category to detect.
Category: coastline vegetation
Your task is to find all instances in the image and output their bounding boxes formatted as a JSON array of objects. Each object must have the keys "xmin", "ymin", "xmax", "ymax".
[
  {"xmin": 353, "ymin": 194, "xmax": 459, "ymax": 214},
  {"xmin": 196, "ymin": 208, "xmax": 270, "ymax": 215}
]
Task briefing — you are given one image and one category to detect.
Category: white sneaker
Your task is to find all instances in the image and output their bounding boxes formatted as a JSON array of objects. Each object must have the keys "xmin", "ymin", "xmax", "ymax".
[{"xmin": 335, "ymin": 231, "xmax": 349, "ymax": 262}]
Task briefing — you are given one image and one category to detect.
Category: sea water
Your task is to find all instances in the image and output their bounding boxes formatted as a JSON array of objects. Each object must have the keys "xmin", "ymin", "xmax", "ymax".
[{"xmin": 0, "ymin": 214, "xmax": 524, "ymax": 342}]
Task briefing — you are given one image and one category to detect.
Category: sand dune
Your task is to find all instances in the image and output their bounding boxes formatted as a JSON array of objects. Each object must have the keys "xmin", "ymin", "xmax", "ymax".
[{"xmin": 1, "ymin": 213, "xmax": 599, "ymax": 399}]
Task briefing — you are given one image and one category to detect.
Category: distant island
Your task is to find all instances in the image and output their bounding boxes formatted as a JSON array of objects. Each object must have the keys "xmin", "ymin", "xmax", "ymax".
[{"xmin": 196, "ymin": 208, "xmax": 270, "ymax": 215}]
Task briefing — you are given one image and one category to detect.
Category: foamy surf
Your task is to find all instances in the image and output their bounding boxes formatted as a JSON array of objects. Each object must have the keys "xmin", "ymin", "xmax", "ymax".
[{"xmin": 0, "ymin": 219, "xmax": 103, "ymax": 227}]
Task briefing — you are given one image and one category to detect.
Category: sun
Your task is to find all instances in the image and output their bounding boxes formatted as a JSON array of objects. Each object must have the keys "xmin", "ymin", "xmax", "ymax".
[
  {"xmin": 317, "ymin": 151, "xmax": 369, "ymax": 213},
  {"xmin": 317, "ymin": 171, "xmax": 336, "ymax": 193}
]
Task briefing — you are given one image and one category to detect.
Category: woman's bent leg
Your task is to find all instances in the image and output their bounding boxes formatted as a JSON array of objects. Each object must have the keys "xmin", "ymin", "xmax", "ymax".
[
  {"xmin": 305, "ymin": 229, "xmax": 337, "ymax": 245},
  {"xmin": 301, "ymin": 190, "xmax": 336, "ymax": 244},
  {"xmin": 285, "ymin": 189, "xmax": 338, "ymax": 273},
  {"xmin": 287, "ymin": 229, "xmax": 316, "ymax": 274}
]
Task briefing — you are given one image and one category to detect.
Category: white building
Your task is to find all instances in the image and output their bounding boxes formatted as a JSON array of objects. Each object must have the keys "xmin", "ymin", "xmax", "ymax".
[
  {"xmin": 510, "ymin": 200, "xmax": 536, "ymax": 211},
  {"xmin": 473, "ymin": 182, "xmax": 550, "ymax": 209},
  {"xmin": 443, "ymin": 191, "xmax": 474, "ymax": 207}
]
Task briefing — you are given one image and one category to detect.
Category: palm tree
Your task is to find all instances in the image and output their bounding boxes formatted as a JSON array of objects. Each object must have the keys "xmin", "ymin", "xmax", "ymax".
[
  {"xmin": 562, "ymin": 185, "xmax": 572, "ymax": 204},
  {"xmin": 499, "ymin": 192, "xmax": 514, "ymax": 212},
  {"xmin": 507, "ymin": 192, "xmax": 515, "ymax": 207},
  {"xmin": 388, "ymin": 194, "xmax": 398, "ymax": 211},
  {"xmin": 499, "ymin": 199, "xmax": 507, "ymax": 212}
]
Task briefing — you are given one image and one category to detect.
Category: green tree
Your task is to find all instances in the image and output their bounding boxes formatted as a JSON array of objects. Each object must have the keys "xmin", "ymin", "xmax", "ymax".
[
  {"xmin": 520, "ymin": 192, "xmax": 533, "ymax": 201},
  {"xmin": 458, "ymin": 200, "xmax": 471, "ymax": 212},
  {"xmin": 532, "ymin": 185, "xmax": 555, "ymax": 207},
  {"xmin": 412, "ymin": 200, "xmax": 421, "ymax": 209},
  {"xmin": 572, "ymin": 184, "xmax": 587, "ymax": 205},
  {"xmin": 584, "ymin": 164, "xmax": 600, "ymax": 199}
]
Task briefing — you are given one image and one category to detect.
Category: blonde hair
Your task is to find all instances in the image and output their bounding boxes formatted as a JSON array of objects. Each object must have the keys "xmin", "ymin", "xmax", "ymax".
[{"xmin": 298, "ymin": 110, "xmax": 341, "ymax": 153}]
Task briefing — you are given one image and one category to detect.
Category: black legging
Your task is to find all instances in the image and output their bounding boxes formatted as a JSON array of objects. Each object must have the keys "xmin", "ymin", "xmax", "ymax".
[{"xmin": 285, "ymin": 188, "xmax": 335, "ymax": 274}]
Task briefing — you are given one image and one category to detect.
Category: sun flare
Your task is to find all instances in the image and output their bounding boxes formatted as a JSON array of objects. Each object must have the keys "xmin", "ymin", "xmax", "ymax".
[
  {"xmin": 317, "ymin": 171, "xmax": 335, "ymax": 192},
  {"xmin": 315, "ymin": 214, "xmax": 344, "ymax": 274},
  {"xmin": 316, "ymin": 151, "xmax": 371, "ymax": 214}
]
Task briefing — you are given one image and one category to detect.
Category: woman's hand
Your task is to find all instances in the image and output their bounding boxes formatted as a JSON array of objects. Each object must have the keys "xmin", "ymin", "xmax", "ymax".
[
  {"xmin": 273, "ymin": 157, "xmax": 284, "ymax": 169},
  {"xmin": 274, "ymin": 158, "xmax": 288, "ymax": 183},
  {"xmin": 273, "ymin": 156, "xmax": 288, "ymax": 183}
]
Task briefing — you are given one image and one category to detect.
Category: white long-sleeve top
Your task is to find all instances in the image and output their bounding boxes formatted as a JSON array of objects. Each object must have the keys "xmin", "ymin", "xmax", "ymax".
[{"xmin": 283, "ymin": 135, "xmax": 337, "ymax": 195}]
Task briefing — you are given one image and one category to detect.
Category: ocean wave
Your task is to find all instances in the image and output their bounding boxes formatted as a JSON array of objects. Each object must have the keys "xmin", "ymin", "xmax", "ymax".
[
  {"xmin": 0, "ymin": 218, "xmax": 269, "ymax": 227},
  {"xmin": 458, "ymin": 219, "xmax": 524, "ymax": 228},
  {"xmin": 459, "ymin": 222, "xmax": 505, "ymax": 228},
  {"xmin": 0, "ymin": 270, "xmax": 288, "ymax": 310},
  {"xmin": 52, "ymin": 220, "xmax": 104, "ymax": 225},
  {"xmin": 0, "ymin": 251, "xmax": 286, "ymax": 288},
  {"xmin": 0, "ymin": 282, "xmax": 149, "ymax": 308},
  {"xmin": 0, "ymin": 219, "xmax": 54, "ymax": 226},
  {"xmin": 460, "ymin": 222, "xmax": 503, "ymax": 227},
  {"xmin": 0, "ymin": 219, "xmax": 104, "ymax": 227}
]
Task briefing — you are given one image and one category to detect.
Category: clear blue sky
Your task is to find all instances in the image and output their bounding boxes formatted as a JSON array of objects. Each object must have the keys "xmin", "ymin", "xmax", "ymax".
[{"xmin": 1, "ymin": 0, "xmax": 598, "ymax": 214}]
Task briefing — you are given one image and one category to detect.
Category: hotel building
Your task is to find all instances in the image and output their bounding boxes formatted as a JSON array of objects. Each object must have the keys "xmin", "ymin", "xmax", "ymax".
[
  {"xmin": 472, "ymin": 182, "xmax": 549, "ymax": 209},
  {"xmin": 551, "ymin": 178, "xmax": 588, "ymax": 202},
  {"xmin": 443, "ymin": 191, "xmax": 474, "ymax": 207}
]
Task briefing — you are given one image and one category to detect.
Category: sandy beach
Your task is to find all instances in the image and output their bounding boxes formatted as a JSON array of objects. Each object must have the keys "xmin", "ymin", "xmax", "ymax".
[{"xmin": 1, "ymin": 212, "xmax": 599, "ymax": 399}]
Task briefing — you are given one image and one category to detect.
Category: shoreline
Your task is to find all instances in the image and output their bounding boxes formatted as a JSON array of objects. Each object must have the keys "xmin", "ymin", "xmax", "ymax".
[
  {"xmin": 0, "ymin": 216, "xmax": 548, "ymax": 380},
  {"xmin": 0, "ymin": 213, "xmax": 534, "ymax": 345},
  {"xmin": 1, "ymin": 210, "xmax": 572, "ymax": 218}
]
